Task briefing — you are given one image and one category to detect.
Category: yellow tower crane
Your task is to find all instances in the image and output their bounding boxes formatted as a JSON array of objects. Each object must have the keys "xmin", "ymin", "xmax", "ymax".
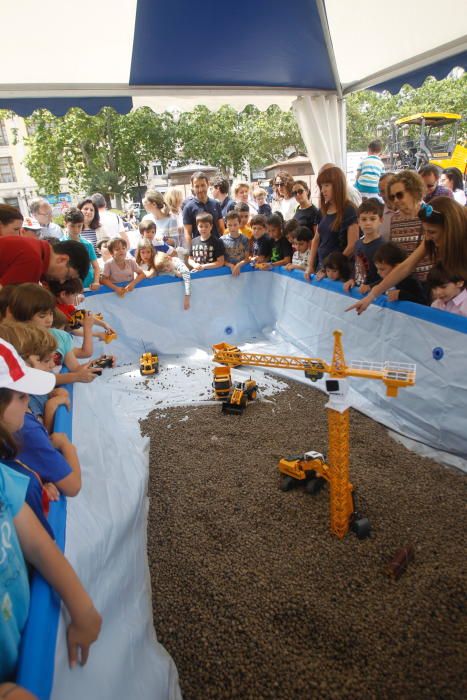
[{"xmin": 212, "ymin": 330, "xmax": 416, "ymax": 539}]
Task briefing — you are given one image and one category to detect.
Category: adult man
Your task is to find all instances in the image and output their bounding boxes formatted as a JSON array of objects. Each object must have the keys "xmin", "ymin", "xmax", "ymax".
[
  {"xmin": 91, "ymin": 192, "xmax": 129, "ymax": 246},
  {"xmin": 29, "ymin": 198, "xmax": 63, "ymax": 239},
  {"xmin": 210, "ymin": 176, "xmax": 235, "ymax": 219},
  {"xmin": 419, "ymin": 165, "xmax": 453, "ymax": 204},
  {"xmin": 0, "ymin": 236, "xmax": 89, "ymax": 288},
  {"xmin": 183, "ymin": 172, "xmax": 225, "ymax": 247}
]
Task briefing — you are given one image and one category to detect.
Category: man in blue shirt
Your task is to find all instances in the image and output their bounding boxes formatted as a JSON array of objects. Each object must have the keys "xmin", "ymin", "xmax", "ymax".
[{"xmin": 183, "ymin": 171, "xmax": 225, "ymax": 248}]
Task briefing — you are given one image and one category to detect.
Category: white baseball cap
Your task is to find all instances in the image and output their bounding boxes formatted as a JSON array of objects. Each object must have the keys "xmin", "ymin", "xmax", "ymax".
[{"xmin": 0, "ymin": 339, "xmax": 56, "ymax": 395}]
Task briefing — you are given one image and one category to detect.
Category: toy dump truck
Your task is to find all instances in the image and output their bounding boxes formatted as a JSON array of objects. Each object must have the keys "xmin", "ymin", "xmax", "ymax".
[
  {"xmin": 222, "ymin": 379, "xmax": 257, "ymax": 415},
  {"xmin": 213, "ymin": 366, "xmax": 232, "ymax": 400},
  {"xmin": 140, "ymin": 352, "xmax": 159, "ymax": 376}
]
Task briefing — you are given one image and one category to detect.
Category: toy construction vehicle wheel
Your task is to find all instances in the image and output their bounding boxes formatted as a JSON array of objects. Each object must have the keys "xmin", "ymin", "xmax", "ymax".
[
  {"xmin": 280, "ymin": 475, "xmax": 296, "ymax": 492},
  {"xmin": 249, "ymin": 389, "xmax": 257, "ymax": 400},
  {"xmin": 351, "ymin": 516, "xmax": 371, "ymax": 540},
  {"xmin": 305, "ymin": 477, "xmax": 326, "ymax": 495}
]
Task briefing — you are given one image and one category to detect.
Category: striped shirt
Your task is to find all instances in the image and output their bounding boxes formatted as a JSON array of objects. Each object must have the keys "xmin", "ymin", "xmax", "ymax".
[
  {"xmin": 389, "ymin": 213, "xmax": 433, "ymax": 281},
  {"xmin": 356, "ymin": 155, "xmax": 384, "ymax": 194}
]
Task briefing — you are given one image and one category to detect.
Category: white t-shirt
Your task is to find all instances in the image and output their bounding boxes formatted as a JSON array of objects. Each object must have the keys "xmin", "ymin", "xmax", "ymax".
[{"xmin": 98, "ymin": 210, "xmax": 125, "ymax": 239}]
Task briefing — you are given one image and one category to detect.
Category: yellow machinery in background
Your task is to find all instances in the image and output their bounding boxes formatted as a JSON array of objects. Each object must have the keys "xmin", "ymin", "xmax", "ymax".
[
  {"xmin": 212, "ymin": 331, "xmax": 416, "ymax": 539},
  {"xmin": 386, "ymin": 112, "xmax": 467, "ymax": 173},
  {"xmin": 140, "ymin": 352, "xmax": 159, "ymax": 376}
]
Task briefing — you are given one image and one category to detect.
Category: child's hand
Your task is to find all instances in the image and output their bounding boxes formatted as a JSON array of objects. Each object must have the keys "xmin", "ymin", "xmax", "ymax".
[
  {"xmin": 66, "ymin": 604, "xmax": 102, "ymax": 668},
  {"xmin": 75, "ymin": 364, "xmax": 100, "ymax": 383},
  {"xmin": 50, "ymin": 432, "xmax": 71, "ymax": 452},
  {"xmin": 116, "ymin": 287, "xmax": 126, "ymax": 298},
  {"xmin": 191, "ymin": 262, "xmax": 203, "ymax": 272},
  {"xmin": 183, "ymin": 295, "xmax": 191, "ymax": 311},
  {"xmin": 50, "ymin": 392, "xmax": 71, "ymax": 411},
  {"xmin": 256, "ymin": 263, "xmax": 271, "ymax": 271},
  {"xmin": 89, "ymin": 281, "xmax": 100, "ymax": 291},
  {"xmin": 343, "ymin": 279, "xmax": 355, "ymax": 293},
  {"xmin": 284, "ymin": 263, "xmax": 293, "ymax": 271},
  {"xmin": 124, "ymin": 283, "xmax": 135, "ymax": 293},
  {"xmin": 232, "ymin": 263, "xmax": 241, "ymax": 277},
  {"xmin": 359, "ymin": 284, "xmax": 371, "ymax": 295},
  {"xmin": 82, "ymin": 311, "xmax": 94, "ymax": 330},
  {"xmin": 94, "ymin": 332, "xmax": 107, "ymax": 342},
  {"xmin": 43, "ymin": 482, "xmax": 60, "ymax": 501},
  {"xmin": 315, "ymin": 270, "xmax": 326, "ymax": 281},
  {"xmin": 387, "ymin": 289, "xmax": 400, "ymax": 302}
]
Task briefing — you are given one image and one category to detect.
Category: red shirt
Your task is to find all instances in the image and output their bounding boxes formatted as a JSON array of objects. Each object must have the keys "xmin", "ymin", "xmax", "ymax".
[
  {"xmin": 0, "ymin": 236, "xmax": 51, "ymax": 285},
  {"xmin": 56, "ymin": 302, "xmax": 76, "ymax": 319}
]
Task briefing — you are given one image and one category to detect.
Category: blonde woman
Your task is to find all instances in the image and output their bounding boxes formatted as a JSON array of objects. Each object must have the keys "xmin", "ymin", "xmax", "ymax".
[{"xmin": 142, "ymin": 190, "xmax": 179, "ymax": 246}]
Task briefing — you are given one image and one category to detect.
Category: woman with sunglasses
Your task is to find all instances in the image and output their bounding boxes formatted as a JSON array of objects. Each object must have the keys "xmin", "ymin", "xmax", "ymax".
[
  {"xmin": 272, "ymin": 171, "xmax": 297, "ymax": 221},
  {"xmin": 292, "ymin": 180, "xmax": 320, "ymax": 236},
  {"xmin": 386, "ymin": 170, "xmax": 433, "ymax": 281},
  {"xmin": 348, "ymin": 196, "xmax": 467, "ymax": 315}
]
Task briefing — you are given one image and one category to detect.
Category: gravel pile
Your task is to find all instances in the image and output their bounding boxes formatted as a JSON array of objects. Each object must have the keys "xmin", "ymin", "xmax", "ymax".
[{"xmin": 141, "ymin": 377, "xmax": 466, "ymax": 700}]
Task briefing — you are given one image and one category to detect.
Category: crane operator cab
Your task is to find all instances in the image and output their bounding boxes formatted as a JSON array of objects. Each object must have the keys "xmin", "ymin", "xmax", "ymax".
[{"xmin": 325, "ymin": 378, "xmax": 349, "ymax": 413}]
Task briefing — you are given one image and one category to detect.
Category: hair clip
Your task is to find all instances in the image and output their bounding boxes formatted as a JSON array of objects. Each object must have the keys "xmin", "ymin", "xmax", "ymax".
[{"xmin": 420, "ymin": 202, "xmax": 433, "ymax": 217}]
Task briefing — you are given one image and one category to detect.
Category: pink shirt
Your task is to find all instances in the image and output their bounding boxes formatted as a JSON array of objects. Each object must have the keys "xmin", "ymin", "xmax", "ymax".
[
  {"xmin": 103, "ymin": 258, "xmax": 142, "ymax": 283},
  {"xmin": 431, "ymin": 289, "xmax": 467, "ymax": 318}
]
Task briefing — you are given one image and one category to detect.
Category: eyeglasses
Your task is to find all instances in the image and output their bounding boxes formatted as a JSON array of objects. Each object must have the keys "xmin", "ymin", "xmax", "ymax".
[
  {"xmin": 293, "ymin": 189, "xmax": 305, "ymax": 196},
  {"xmin": 275, "ymin": 181, "xmax": 285, "ymax": 186},
  {"xmin": 389, "ymin": 190, "xmax": 406, "ymax": 202}
]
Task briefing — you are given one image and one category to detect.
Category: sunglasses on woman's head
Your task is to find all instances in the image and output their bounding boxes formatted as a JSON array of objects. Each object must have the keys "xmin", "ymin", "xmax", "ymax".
[
  {"xmin": 293, "ymin": 189, "xmax": 305, "ymax": 196},
  {"xmin": 389, "ymin": 190, "xmax": 406, "ymax": 201}
]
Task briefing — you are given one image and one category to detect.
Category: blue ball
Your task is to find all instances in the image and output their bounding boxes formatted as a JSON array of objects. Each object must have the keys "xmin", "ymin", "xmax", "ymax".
[{"xmin": 432, "ymin": 347, "xmax": 444, "ymax": 361}]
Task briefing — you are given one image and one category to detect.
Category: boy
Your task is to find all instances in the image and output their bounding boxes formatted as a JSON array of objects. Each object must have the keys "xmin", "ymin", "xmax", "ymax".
[
  {"xmin": 284, "ymin": 219, "xmax": 299, "ymax": 246},
  {"xmin": 188, "ymin": 213, "xmax": 225, "ymax": 272},
  {"xmin": 355, "ymin": 139, "xmax": 384, "ymax": 196},
  {"xmin": 62, "ymin": 208, "xmax": 100, "ymax": 291},
  {"xmin": 253, "ymin": 187, "xmax": 272, "ymax": 217},
  {"xmin": 373, "ymin": 243, "xmax": 428, "ymax": 305},
  {"xmin": 222, "ymin": 212, "xmax": 250, "ymax": 277},
  {"xmin": 101, "ymin": 238, "xmax": 146, "ymax": 296},
  {"xmin": 250, "ymin": 215, "xmax": 272, "ymax": 264},
  {"xmin": 285, "ymin": 227, "xmax": 312, "ymax": 271},
  {"xmin": 427, "ymin": 263, "xmax": 467, "ymax": 317},
  {"xmin": 0, "ymin": 236, "xmax": 90, "ymax": 288},
  {"xmin": 130, "ymin": 220, "xmax": 175, "ymax": 258},
  {"xmin": 234, "ymin": 203, "xmax": 253, "ymax": 239},
  {"xmin": 344, "ymin": 199, "xmax": 384, "ymax": 294}
]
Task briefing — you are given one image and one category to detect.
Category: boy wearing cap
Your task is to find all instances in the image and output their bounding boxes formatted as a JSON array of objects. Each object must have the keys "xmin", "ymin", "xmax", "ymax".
[{"xmin": 21, "ymin": 217, "xmax": 42, "ymax": 238}]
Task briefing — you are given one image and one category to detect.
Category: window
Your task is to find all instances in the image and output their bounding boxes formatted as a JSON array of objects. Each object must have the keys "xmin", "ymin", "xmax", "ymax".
[
  {"xmin": 4, "ymin": 197, "xmax": 19, "ymax": 209},
  {"xmin": 0, "ymin": 121, "xmax": 8, "ymax": 146},
  {"xmin": 0, "ymin": 157, "xmax": 17, "ymax": 183},
  {"xmin": 153, "ymin": 163, "xmax": 164, "ymax": 176}
]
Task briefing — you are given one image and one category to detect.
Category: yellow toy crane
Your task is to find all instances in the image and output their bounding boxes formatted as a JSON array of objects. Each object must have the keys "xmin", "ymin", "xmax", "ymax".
[{"xmin": 212, "ymin": 331, "xmax": 416, "ymax": 539}]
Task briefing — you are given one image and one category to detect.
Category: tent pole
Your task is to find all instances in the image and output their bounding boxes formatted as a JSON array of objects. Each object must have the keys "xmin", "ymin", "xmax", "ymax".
[
  {"xmin": 315, "ymin": 0, "xmax": 342, "ymax": 98},
  {"xmin": 339, "ymin": 97, "xmax": 347, "ymax": 173}
]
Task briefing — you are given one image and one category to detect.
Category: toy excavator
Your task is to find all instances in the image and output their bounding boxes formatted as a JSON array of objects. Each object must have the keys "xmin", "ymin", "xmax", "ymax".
[
  {"xmin": 212, "ymin": 331, "xmax": 416, "ymax": 540},
  {"xmin": 140, "ymin": 352, "xmax": 159, "ymax": 376}
]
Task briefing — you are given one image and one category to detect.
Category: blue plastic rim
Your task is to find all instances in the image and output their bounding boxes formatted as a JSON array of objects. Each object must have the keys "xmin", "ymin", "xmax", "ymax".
[
  {"xmin": 224, "ymin": 326, "xmax": 234, "ymax": 335},
  {"xmin": 432, "ymin": 347, "xmax": 444, "ymax": 360}
]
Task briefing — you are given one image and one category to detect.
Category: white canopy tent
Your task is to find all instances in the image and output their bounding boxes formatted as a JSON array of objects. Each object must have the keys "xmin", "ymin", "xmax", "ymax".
[{"xmin": 1, "ymin": 0, "xmax": 466, "ymax": 171}]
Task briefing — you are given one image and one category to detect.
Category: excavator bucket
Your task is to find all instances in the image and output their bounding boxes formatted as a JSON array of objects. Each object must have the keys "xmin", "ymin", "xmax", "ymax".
[{"xmin": 221, "ymin": 401, "xmax": 245, "ymax": 415}]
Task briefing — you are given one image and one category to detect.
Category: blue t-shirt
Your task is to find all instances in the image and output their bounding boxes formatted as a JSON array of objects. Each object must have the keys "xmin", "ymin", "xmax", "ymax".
[
  {"xmin": 221, "ymin": 233, "xmax": 249, "ymax": 264},
  {"xmin": 0, "ymin": 463, "xmax": 30, "ymax": 681},
  {"xmin": 62, "ymin": 234, "xmax": 97, "ymax": 288},
  {"xmin": 50, "ymin": 328, "xmax": 74, "ymax": 363},
  {"xmin": 14, "ymin": 413, "xmax": 72, "ymax": 487},
  {"xmin": 183, "ymin": 197, "xmax": 223, "ymax": 238},
  {"xmin": 317, "ymin": 205, "xmax": 358, "ymax": 269},
  {"xmin": 29, "ymin": 393, "xmax": 47, "ymax": 419}
]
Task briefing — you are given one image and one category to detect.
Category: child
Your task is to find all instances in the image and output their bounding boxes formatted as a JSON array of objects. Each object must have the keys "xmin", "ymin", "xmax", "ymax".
[
  {"xmin": 7, "ymin": 283, "xmax": 101, "ymax": 385},
  {"xmin": 234, "ymin": 203, "xmax": 253, "ymax": 239},
  {"xmin": 319, "ymin": 252, "xmax": 352, "ymax": 282},
  {"xmin": 0, "ymin": 323, "xmax": 81, "ymax": 533},
  {"xmin": 253, "ymin": 187, "xmax": 272, "ymax": 217},
  {"xmin": 373, "ymin": 243, "xmax": 428, "ymax": 305},
  {"xmin": 153, "ymin": 252, "xmax": 191, "ymax": 311},
  {"xmin": 96, "ymin": 237, "xmax": 111, "ymax": 271},
  {"xmin": 62, "ymin": 208, "xmax": 100, "ymax": 291},
  {"xmin": 233, "ymin": 182, "xmax": 257, "ymax": 216},
  {"xmin": 188, "ymin": 213, "xmax": 225, "ymax": 272},
  {"xmin": 284, "ymin": 219, "xmax": 299, "ymax": 246},
  {"xmin": 0, "ymin": 321, "xmax": 69, "ymax": 432},
  {"xmin": 0, "ymin": 338, "xmax": 101, "ymax": 681},
  {"xmin": 250, "ymin": 215, "xmax": 273, "ymax": 265},
  {"xmin": 355, "ymin": 139, "xmax": 384, "ymax": 196},
  {"xmin": 135, "ymin": 240, "xmax": 156, "ymax": 277},
  {"xmin": 222, "ymin": 211, "xmax": 250, "ymax": 276},
  {"xmin": 344, "ymin": 199, "xmax": 384, "ymax": 294},
  {"xmin": 285, "ymin": 227, "xmax": 313, "ymax": 271},
  {"xmin": 258, "ymin": 214, "xmax": 292, "ymax": 269},
  {"xmin": 427, "ymin": 263, "xmax": 467, "ymax": 317},
  {"xmin": 101, "ymin": 238, "xmax": 146, "ymax": 296},
  {"xmin": 47, "ymin": 278, "xmax": 116, "ymax": 344},
  {"xmin": 130, "ymin": 220, "xmax": 175, "ymax": 258}
]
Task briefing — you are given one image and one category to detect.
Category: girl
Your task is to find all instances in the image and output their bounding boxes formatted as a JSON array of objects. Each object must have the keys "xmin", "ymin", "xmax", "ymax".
[
  {"xmin": 7, "ymin": 283, "xmax": 100, "ymax": 384},
  {"xmin": 153, "ymin": 252, "xmax": 191, "ymax": 311},
  {"xmin": 0, "ymin": 204, "xmax": 23, "ymax": 237},
  {"xmin": 0, "ymin": 338, "xmax": 101, "ymax": 683},
  {"xmin": 257, "ymin": 214, "xmax": 292, "ymax": 269},
  {"xmin": 440, "ymin": 167, "xmax": 466, "ymax": 206},
  {"xmin": 101, "ymin": 238, "xmax": 146, "ymax": 296},
  {"xmin": 141, "ymin": 190, "xmax": 180, "ymax": 247},
  {"xmin": 349, "ymin": 197, "xmax": 466, "ymax": 314},
  {"xmin": 319, "ymin": 252, "xmax": 351, "ymax": 282},
  {"xmin": 135, "ymin": 240, "xmax": 156, "ymax": 277},
  {"xmin": 306, "ymin": 166, "xmax": 359, "ymax": 278},
  {"xmin": 77, "ymin": 198, "xmax": 100, "ymax": 252},
  {"xmin": 292, "ymin": 180, "xmax": 320, "ymax": 235},
  {"xmin": 427, "ymin": 263, "xmax": 467, "ymax": 317},
  {"xmin": 164, "ymin": 187, "xmax": 185, "ymax": 249}
]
